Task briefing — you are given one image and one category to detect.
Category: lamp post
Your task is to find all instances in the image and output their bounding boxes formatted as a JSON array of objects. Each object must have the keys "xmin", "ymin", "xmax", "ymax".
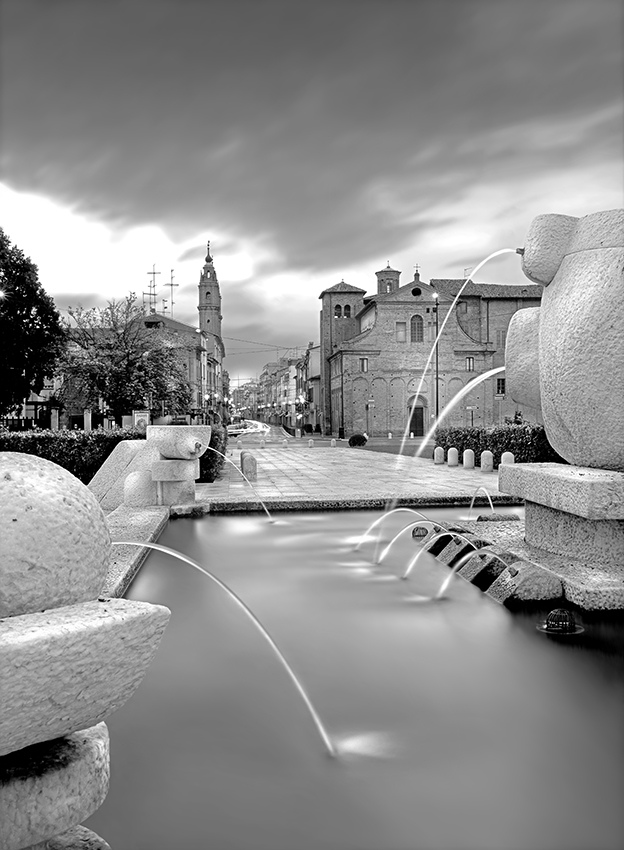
[{"xmin": 432, "ymin": 292, "xmax": 439, "ymax": 421}]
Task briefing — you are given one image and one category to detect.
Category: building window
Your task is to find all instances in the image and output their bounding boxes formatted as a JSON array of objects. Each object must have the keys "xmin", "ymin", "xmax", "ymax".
[
  {"xmin": 396, "ymin": 322, "xmax": 407, "ymax": 343},
  {"xmin": 466, "ymin": 357, "xmax": 475, "ymax": 371},
  {"xmin": 334, "ymin": 305, "xmax": 342, "ymax": 318},
  {"xmin": 360, "ymin": 358, "xmax": 368, "ymax": 373},
  {"xmin": 496, "ymin": 329, "xmax": 507, "ymax": 347},
  {"xmin": 496, "ymin": 378, "xmax": 506, "ymax": 395},
  {"xmin": 410, "ymin": 314, "xmax": 424, "ymax": 343},
  {"xmin": 458, "ymin": 301, "xmax": 468, "ymax": 314},
  {"xmin": 344, "ymin": 305, "xmax": 351, "ymax": 318}
]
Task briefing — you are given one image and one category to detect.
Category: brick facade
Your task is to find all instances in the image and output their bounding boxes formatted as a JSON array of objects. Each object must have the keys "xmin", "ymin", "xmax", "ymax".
[{"xmin": 319, "ymin": 267, "xmax": 542, "ymax": 438}]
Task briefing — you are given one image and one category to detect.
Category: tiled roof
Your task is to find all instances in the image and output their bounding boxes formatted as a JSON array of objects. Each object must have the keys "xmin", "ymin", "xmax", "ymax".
[
  {"xmin": 319, "ymin": 282, "xmax": 367, "ymax": 298},
  {"xmin": 430, "ymin": 279, "xmax": 543, "ymax": 298}
]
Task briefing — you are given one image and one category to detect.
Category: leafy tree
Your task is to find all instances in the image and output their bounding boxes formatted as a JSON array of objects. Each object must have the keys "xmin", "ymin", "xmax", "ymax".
[
  {"xmin": 59, "ymin": 294, "xmax": 193, "ymax": 423},
  {"xmin": 0, "ymin": 228, "xmax": 66, "ymax": 416}
]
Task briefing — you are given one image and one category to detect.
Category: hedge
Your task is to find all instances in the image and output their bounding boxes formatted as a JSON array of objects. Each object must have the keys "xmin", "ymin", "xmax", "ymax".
[
  {"xmin": 197, "ymin": 426, "xmax": 228, "ymax": 482},
  {"xmin": 0, "ymin": 427, "xmax": 146, "ymax": 483},
  {"xmin": 0, "ymin": 425, "xmax": 228, "ymax": 484},
  {"xmin": 433, "ymin": 423, "xmax": 566, "ymax": 469}
]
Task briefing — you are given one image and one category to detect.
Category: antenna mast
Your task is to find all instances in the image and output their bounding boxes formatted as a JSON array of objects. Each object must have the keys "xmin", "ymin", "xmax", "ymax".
[
  {"xmin": 168, "ymin": 268, "xmax": 178, "ymax": 317},
  {"xmin": 145, "ymin": 264, "xmax": 161, "ymax": 313}
]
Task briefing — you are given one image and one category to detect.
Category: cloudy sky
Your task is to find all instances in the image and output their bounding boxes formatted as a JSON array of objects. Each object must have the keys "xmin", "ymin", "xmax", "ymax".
[{"xmin": 1, "ymin": 0, "xmax": 622, "ymax": 383}]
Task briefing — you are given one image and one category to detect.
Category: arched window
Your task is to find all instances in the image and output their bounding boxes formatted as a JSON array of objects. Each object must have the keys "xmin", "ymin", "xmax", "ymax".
[
  {"xmin": 410, "ymin": 314, "xmax": 424, "ymax": 343},
  {"xmin": 334, "ymin": 305, "xmax": 342, "ymax": 318},
  {"xmin": 344, "ymin": 305, "xmax": 351, "ymax": 318}
]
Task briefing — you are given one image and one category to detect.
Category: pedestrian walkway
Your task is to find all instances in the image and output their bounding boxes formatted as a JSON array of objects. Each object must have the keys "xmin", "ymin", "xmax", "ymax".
[{"xmin": 193, "ymin": 424, "xmax": 518, "ymax": 513}]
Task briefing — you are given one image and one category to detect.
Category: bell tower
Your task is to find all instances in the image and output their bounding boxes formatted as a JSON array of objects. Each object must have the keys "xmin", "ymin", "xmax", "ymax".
[
  {"xmin": 375, "ymin": 262, "xmax": 401, "ymax": 294},
  {"xmin": 197, "ymin": 240, "xmax": 222, "ymax": 338}
]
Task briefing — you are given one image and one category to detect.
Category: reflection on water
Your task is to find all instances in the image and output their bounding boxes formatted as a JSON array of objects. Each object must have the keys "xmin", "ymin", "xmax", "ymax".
[{"xmin": 87, "ymin": 508, "xmax": 624, "ymax": 850}]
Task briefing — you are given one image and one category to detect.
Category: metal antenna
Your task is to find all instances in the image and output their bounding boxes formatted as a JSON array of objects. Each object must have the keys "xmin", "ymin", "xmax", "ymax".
[
  {"xmin": 168, "ymin": 269, "xmax": 178, "ymax": 317},
  {"xmin": 146, "ymin": 264, "xmax": 161, "ymax": 313}
]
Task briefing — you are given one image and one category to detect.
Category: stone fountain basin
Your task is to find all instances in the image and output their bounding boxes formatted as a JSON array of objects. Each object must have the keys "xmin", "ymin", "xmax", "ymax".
[{"xmin": 0, "ymin": 598, "xmax": 170, "ymax": 756}]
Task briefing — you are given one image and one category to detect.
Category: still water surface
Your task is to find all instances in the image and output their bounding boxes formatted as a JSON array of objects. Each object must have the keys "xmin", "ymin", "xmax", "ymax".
[{"xmin": 87, "ymin": 508, "xmax": 624, "ymax": 850}]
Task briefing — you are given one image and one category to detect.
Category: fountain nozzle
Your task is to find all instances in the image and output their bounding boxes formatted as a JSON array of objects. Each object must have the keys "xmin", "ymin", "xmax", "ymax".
[{"xmin": 516, "ymin": 247, "xmax": 525, "ymax": 255}]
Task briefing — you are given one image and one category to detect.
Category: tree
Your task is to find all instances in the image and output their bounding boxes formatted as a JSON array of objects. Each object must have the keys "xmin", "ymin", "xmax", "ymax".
[
  {"xmin": 59, "ymin": 294, "xmax": 193, "ymax": 423},
  {"xmin": 0, "ymin": 228, "xmax": 66, "ymax": 416}
]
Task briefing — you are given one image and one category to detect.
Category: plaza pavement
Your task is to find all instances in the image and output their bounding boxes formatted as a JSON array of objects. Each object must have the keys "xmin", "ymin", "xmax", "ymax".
[{"xmin": 190, "ymin": 425, "xmax": 518, "ymax": 514}]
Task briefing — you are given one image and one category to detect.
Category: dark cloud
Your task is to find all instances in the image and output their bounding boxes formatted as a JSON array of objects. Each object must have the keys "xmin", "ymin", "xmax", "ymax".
[
  {"xmin": 1, "ymin": 0, "xmax": 622, "ymax": 277},
  {"xmin": 1, "ymin": 0, "xmax": 622, "ymax": 377}
]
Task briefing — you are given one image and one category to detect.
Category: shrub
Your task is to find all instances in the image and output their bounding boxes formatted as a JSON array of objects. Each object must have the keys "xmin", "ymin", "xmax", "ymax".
[
  {"xmin": 197, "ymin": 425, "xmax": 228, "ymax": 482},
  {"xmin": 433, "ymin": 423, "xmax": 566, "ymax": 468},
  {"xmin": 0, "ymin": 427, "xmax": 145, "ymax": 483},
  {"xmin": 348, "ymin": 433, "xmax": 368, "ymax": 447}
]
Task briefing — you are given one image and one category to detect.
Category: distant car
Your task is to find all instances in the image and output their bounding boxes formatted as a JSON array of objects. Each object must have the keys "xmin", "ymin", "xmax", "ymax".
[{"xmin": 227, "ymin": 420, "xmax": 249, "ymax": 436}]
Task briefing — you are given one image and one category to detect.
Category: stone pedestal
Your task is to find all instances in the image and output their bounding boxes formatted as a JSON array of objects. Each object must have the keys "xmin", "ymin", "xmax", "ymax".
[
  {"xmin": 0, "ymin": 724, "xmax": 109, "ymax": 850},
  {"xmin": 497, "ymin": 462, "xmax": 624, "ymax": 608}
]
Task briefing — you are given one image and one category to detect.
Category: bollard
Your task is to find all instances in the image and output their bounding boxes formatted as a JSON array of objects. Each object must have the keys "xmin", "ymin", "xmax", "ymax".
[
  {"xmin": 282, "ymin": 439, "xmax": 288, "ymax": 447},
  {"xmin": 259, "ymin": 439, "xmax": 266, "ymax": 449},
  {"xmin": 330, "ymin": 438, "xmax": 337, "ymax": 447},
  {"xmin": 434, "ymin": 446, "xmax": 445, "ymax": 465},
  {"xmin": 500, "ymin": 451, "xmax": 515, "ymax": 465},
  {"xmin": 308, "ymin": 439, "xmax": 314, "ymax": 448},
  {"xmin": 409, "ymin": 432, "xmax": 414, "ymax": 439},
  {"xmin": 481, "ymin": 450, "xmax": 494, "ymax": 473},
  {"xmin": 388, "ymin": 432, "xmax": 392, "ymax": 439},
  {"xmin": 463, "ymin": 449, "xmax": 475, "ymax": 469},
  {"xmin": 236, "ymin": 439, "xmax": 243, "ymax": 449},
  {"xmin": 447, "ymin": 447, "xmax": 459, "ymax": 467}
]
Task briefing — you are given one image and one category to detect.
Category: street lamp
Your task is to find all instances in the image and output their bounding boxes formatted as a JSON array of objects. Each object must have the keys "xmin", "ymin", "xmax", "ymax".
[{"xmin": 432, "ymin": 292, "xmax": 439, "ymax": 420}]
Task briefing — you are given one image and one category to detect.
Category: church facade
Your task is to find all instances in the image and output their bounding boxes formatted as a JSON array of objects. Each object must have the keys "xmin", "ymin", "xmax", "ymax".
[{"xmin": 319, "ymin": 264, "xmax": 542, "ymax": 438}]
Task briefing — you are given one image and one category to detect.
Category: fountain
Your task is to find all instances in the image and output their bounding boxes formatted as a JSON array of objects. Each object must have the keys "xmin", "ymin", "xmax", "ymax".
[
  {"xmin": 0, "ymin": 452, "xmax": 170, "ymax": 850},
  {"xmin": 453, "ymin": 209, "xmax": 624, "ymax": 610},
  {"xmin": 3, "ymin": 209, "xmax": 623, "ymax": 850}
]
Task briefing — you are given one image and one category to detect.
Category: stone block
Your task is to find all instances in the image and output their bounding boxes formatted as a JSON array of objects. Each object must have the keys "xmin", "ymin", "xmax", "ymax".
[
  {"xmin": 0, "ymin": 599, "xmax": 170, "ymax": 756},
  {"xmin": 486, "ymin": 561, "xmax": 562, "ymax": 604},
  {"xmin": 524, "ymin": 500, "xmax": 624, "ymax": 566},
  {"xmin": 505, "ymin": 307, "xmax": 542, "ymax": 411},
  {"xmin": 500, "ymin": 452, "xmax": 515, "ymax": 465},
  {"xmin": 0, "ymin": 453, "xmax": 111, "ymax": 619},
  {"xmin": 90, "ymin": 441, "xmax": 162, "ymax": 512},
  {"xmin": 161, "ymin": 480, "xmax": 195, "ymax": 505},
  {"xmin": 498, "ymin": 463, "xmax": 624, "ymax": 519},
  {"xmin": 146, "ymin": 425, "xmax": 211, "ymax": 460},
  {"xmin": 0, "ymin": 724, "xmax": 109, "ymax": 850},
  {"xmin": 434, "ymin": 447, "xmax": 444, "ymax": 465},
  {"xmin": 447, "ymin": 447, "xmax": 458, "ymax": 467},
  {"xmin": 151, "ymin": 458, "xmax": 200, "ymax": 481},
  {"xmin": 517, "ymin": 209, "xmax": 624, "ymax": 470},
  {"xmin": 28, "ymin": 825, "xmax": 111, "ymax": 849},
  {"xmin": 123, "ymin": 470, "xmax": 158, "ymax": 506},
  {"xmin": 463, "ymin": 449, "xmax": 475, "ymax": 469}
]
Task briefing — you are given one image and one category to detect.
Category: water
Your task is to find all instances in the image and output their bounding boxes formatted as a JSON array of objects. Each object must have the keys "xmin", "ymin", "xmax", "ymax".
[{"xmin": 86, "ymin": 508, "xmax": 624, "ymax": 850}]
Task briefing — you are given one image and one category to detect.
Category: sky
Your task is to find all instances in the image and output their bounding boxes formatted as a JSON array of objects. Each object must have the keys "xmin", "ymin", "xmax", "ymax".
[{"xmin": 1, "ymin": 0, "xmax": 622, "ymax": 384}]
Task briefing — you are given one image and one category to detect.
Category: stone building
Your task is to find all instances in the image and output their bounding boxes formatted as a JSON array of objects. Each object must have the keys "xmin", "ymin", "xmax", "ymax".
[{"xmin": 319, "ymin": 264, "xmax": 542, "ymax": 438}]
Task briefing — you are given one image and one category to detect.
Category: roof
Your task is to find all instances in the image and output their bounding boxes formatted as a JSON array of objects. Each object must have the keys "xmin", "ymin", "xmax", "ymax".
[
  {"xmin": 430, "ymin": 279, "xmax": 543, "ymax": 299},
  {"xmin": 319, "ymin": 281, "xmax": 367, "ymax": 298},
  {"xmin": 143, "ymin": 312, "xmax": 200, "ymax": 334}
]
